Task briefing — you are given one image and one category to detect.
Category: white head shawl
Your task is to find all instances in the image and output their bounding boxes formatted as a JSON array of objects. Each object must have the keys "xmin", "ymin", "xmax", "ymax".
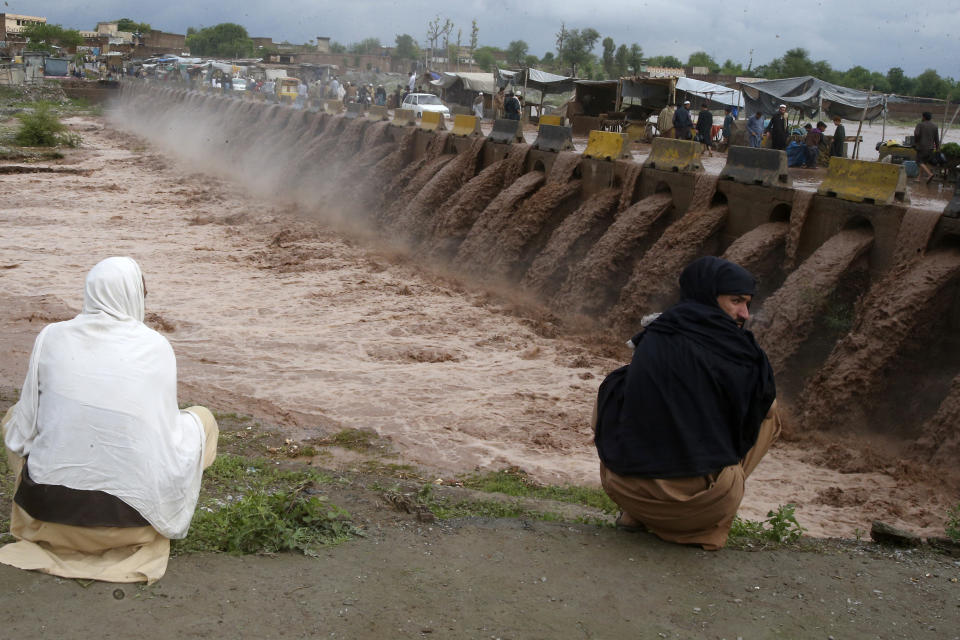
[
  {"xmin": 4, "ymin": 257, "xmax": 205, "ymax": 539},
  {"xmin": 82, "ymin": 256, "xmax": 145, "ymax": 322}
]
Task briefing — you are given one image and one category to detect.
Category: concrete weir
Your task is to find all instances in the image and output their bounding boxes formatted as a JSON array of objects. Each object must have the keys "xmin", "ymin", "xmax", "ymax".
[{"xmin": 117, "ymin": 85, "xmax": 960, "ymax": 449}]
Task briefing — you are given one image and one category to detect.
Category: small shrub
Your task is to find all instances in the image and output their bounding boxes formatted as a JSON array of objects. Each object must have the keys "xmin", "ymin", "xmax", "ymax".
[
  {"xmin": 14, "ymin": 102, "xmax": 68, "ymax": 147},
  {"xmin": 765, "ymin": 503, "xmax": 805, "ymax": 543},
  {"xmin": 729, "ymin": 503, "xmax": 805, "ymax": 544},
  {"xmin": 947, "ymin": 504, "xmax": 960, "ymax": 542},
  {"xmin": 941, "ymin": 142, "xmax": 960, "ymax": 160}
]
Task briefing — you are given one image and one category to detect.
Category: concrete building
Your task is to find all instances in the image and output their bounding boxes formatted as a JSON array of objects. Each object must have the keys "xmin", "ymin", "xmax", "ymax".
[{"xmin": 1, "ymin": 12, "xmax": 47, "ymax": 40}]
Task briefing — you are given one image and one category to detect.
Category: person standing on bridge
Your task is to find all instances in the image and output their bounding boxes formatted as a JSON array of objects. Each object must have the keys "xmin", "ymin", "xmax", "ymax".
[
  {"xmin": 747, "ymin": 111, "xmax": 765, "ymax": 148},
  {"xmin": 914, "ymin": 111, "xmax": 941, "ymax": 184},
  {"xmin": 696, "ymin": 103, "xmax": 714, "ymax": 157},
  {"xmin": 657, "ymin": 103, "xmax": 676, "ymax": 138},
  {"xmin": 593, "ymin": 256, "xmax": 780, "ymax": 550},
  {"xmin": 673, "ymin": 100, "xmax": 693, "ymax": 141},
  {"xmin": 829, "ymin": 116, "xmax": 846, "ymax": 158},
  {"xmin": 473, "ymin": 92, "xmax": 485, "ymax": 119},
  {"xmin": 504, "ymin": 91, "xmax": 522, "ymax": 121},
  {"xmin": 766, "ymin": 104, "xmax": 788, "ymax": 150}
]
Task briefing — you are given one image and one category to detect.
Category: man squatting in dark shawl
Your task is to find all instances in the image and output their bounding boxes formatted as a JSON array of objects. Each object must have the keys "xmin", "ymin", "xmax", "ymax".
[{"xmin": 593, "ymin": 257, "xmax": 780, "ymax": 550}]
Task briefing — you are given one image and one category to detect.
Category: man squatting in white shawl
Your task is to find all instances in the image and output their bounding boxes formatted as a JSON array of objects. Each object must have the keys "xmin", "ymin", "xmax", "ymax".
[{"xmin": 0, "ymin": 257, "xmax": 218, "ymax": 584}]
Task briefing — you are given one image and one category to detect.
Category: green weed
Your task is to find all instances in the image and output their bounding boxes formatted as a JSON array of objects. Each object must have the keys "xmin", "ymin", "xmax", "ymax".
[
  {"xmin": 729, "ymin": 503, "xmax": 805, "ymax": 545},
  {"xmin": 175, "ymin": 488, "xmax": 358, "ymax": 555},
  {"xmin": 459, "ymin": 468, "xmax": 618, "ymax": 514},
  {"xmin": 415, "ymin": 485, "xmax": 564, "ymax": 522},
  {"xmin": 317, "ymin": 428, "xmax": 380, "ymax": 451},
  {"xmin": 173, "ymin": 454, "xmax": 359, "ymax": 555},
  {"xmin": 946, "ymin": 504, "xmax": 960, "ymax": 542}
]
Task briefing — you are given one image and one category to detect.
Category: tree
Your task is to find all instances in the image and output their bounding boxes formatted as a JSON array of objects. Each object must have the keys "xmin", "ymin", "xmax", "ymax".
[
  {"xmin": 841, "ymin": 65, "xmax": 873, "ymax": 90},
  {"xmin": 720, "ymin": 59, "xmax": 745, "ymax": 76},
  {"xmin": 914, "ymin": 69, "xmax": 947, "ymax": 99},
  {"xmin": 394, "ymin": 34, "xmax": 419, "ymax": 60},
  {"xmin": 330, "ymin": 41, "xmax": 346, "ymax": 53},
  {"xmin": 349, "ymin": 38, "xmax": 381, "ymax": 55},
  {"xmin": 541, "ymin": 51, "xmax": 556, "ymax": 70},
  {"xmin": 555, "ymin": 23, "xmax": 567, "ymax": 60},
  {"xmin": 524, "ymin": 54, "xmax": 539, "ymax": 68},
  {"xmin": 474, "ymin": 46, "xmax": 498, "ymax": 72},
  {"xmin": 646, "ymin": 55, "xmax": 682, "ymax": 69},
  {"xmin": 21, "ymin": 23, "xmax": 83, "ymax": 53},
  {"xmin": 426, "ymin": 14, "xmax": 454, "ymax": 64},
  {"xmin": 506, "ymin": 40, "xmax": 529, "ymax": 66},
  {"xmin": 116, "ymin": 18, "xmax": 151, "ymax": 33},
  {"xmin": 887, "ymin": 67, "xmax": 911, "ymax": 95},
  {"xmin": 469, "ymin": 19, "xmax": 479, "ymax": 62},
  {"xmin": 614, "ymin": 44, "xmax": 629, "ymax": 77},
  {"xmin": 781, "ymin": 47, "xmax": 813, "ymax": 78},
  {"xmin": 560, "ymin": 27, "xmax": 600, "ymax": 76},
  {"xmin": 810, "ymin": 60, "xmax": 837, "ymax": 84},
  {"xmin": 687, "ymin": 51, "xmax": 718, "ymax": 72},
  {"xmin": 185, "ymin": 23, "xmax": 255, "ymax": 58},
  {"xmin": 601, "ymin": 37, "xmax": 616, "ymax": 78},
  {"xmin": 628, "ymin": 43, "xmax": 643, "ymax": 74}
]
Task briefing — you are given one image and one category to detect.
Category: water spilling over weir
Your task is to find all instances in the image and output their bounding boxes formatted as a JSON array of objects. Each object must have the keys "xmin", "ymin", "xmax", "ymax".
[{"xmin": 116, "ymin": 86, "xmax": 960, "ymax": 461}]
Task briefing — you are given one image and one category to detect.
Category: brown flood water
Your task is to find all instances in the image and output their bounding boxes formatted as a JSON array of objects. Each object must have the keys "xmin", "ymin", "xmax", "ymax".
[{"xmin": 0, "ymin": 113, "xmax": 955, "ymax": 539}]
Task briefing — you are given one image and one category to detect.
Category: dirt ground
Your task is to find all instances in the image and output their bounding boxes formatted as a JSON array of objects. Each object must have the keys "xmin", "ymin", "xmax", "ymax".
[{"xmin": 0, "ymin": 112, "xmax": 958, "ymax": 637}]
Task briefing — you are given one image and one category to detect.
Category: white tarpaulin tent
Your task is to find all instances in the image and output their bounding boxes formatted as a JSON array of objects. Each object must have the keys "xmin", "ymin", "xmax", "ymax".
[
  {"xmin": 430, "ymin": 72, "xmax": 497, "ymax": 94},
  {"xmin": 739, "ymin": 76, "xmax": 885, "ymax": 120}
]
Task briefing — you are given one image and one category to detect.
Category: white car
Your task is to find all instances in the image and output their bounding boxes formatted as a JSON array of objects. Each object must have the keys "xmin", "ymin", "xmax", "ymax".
[
  {"xmin": 401, "ymin": 93, "xmax": 450, "ymax": 119},
  {"xmin": 231, "ymin": 77, "xmax": 247, "ymax": 91}
]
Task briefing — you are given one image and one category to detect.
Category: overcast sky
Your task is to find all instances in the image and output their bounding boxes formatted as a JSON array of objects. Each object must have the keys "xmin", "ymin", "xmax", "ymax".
[{"xmin": 11, "ymin": 0, "xmax": 960, "ymax": 77}]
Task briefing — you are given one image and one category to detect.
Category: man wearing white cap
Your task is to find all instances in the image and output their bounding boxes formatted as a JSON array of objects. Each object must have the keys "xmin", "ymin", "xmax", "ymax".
[
  {"xmin": 473, "ymin": 92, "xmax": 484, "ymax": 119},
  {"xmin": 765, "ymin": 103, "xmax": 789, "ymax": 150},
  {"xmin": 673, "ymin": 99, "xmax": 693, "ymax": 141}
]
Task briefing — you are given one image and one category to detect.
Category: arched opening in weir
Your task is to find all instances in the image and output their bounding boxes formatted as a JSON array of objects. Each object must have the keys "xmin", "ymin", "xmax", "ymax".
[{"xmin": 769, "ymin": 203, "xmax": 791, "ymax": 223}]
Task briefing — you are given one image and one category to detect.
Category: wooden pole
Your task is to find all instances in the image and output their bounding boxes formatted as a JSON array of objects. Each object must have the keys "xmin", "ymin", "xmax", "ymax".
[
  {"xmin": 941, "ymin": 92, "xmax": 951, "ymax": 145},
  {"xmin": 942, "ymin": 103, "xmax": 960, "ymax": 145},
  {"xmin": 852, "ymin": 85, "xmax": 873, "ymax": 159},
  {"xmin": 522, "ymin": 68, "xmax": 529, "ymax": 122},
  {"xmin": 881, "ymin": 95, "xmax": 887, "ymax": 143}
]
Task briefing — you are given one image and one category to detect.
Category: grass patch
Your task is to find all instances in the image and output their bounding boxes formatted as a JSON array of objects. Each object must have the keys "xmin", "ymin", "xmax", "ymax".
[
  {"xmin": 947, "ymin": 504, "xmax": 960, "ymax": 542},
  {"xmin": 0, "ymin": 450, "xmax": 15, "ymax": 538},
  {"xmin": 458, "ymin": 468, "xmax": 618, "ymax": 514},
  {"xmin": 729, "ymin": 503, "xmax": 806, "ymax": 546},
  {"xmin": 413, "ymin": 485, "xmax": 564, "ymax": 522},
  {"xmin": 314, "ymin": 428, "xmax": 381, "ymax": 452},
  {"xmin": 173, "ymin": 454, "xmax": 361, "ymax": 556}
]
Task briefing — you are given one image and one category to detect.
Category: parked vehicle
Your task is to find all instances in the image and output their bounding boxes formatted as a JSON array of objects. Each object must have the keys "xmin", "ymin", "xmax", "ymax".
[
  {"xmin": 231, "ymin": 77, "xmax": 247, "ymax": 91},
  {"xmin": 401, "ymin": 93, "xmax": 451, "ymax": 119},
  {"xmin": 277, "ymin": 77, "xmax": 300, "ymax": 102}
]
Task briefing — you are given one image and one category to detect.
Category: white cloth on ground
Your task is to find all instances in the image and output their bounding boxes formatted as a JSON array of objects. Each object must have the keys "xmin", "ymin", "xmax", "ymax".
[{"xmin": 3, "ymin": 256, "xmax": 206, "ymax": 539}]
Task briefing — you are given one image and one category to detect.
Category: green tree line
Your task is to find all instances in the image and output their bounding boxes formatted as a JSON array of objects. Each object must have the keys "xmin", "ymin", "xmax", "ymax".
[{"xmin": 170, "ymin": 19, "xmax": 958, "ymax": 100}]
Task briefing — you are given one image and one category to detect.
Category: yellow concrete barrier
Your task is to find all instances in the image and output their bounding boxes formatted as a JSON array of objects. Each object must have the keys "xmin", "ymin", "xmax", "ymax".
[
  {"xmin": 643, "ymin": 137, "xmax": 703, "ymax": 172},
  {"xmin": 322, "ymin": 99, "xmax": 343, "ymax": 114},
  {"xmin": 367, "ymin": 105, "xmax": 389, "ymax": 121},
  {"xmin": 419, "ymin": 110, "xmax": 447, "ymax": 131},
  {"xmin": 391, "ymin": 109, "xmax": 416, "ymax": 126},
  {"xmin": 582, "ymin": 130, "xmax": 630, "ymax": 161},
  {"xmin": 539, "ymin": 115, "xmax": 563, "ymax": 126},
  {"xmin": 817, "ymin": 157, "xmax": 909, "ymax": 205},
  {"xmin": 450, "ymin": 114, "xmax": 481, "ymax": 137}
]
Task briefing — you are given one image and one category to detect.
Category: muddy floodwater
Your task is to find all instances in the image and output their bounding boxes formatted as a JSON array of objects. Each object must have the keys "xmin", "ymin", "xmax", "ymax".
[{"xmin": 0, "ymin": 114, "xmax": 955, "ymax": 540}]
